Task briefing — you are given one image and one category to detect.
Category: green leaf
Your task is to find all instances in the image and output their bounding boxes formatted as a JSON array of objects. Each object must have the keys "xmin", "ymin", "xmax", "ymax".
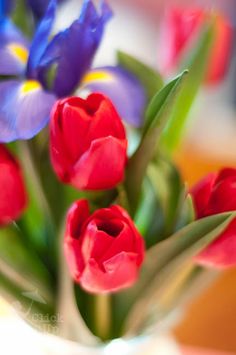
[
  {"xmin": 0, "ymin": 225, "xmax": 54, "ymax": 306},
  {"xmin": 125, "ymin": 71, "xmax": 188, "ymax": 215},
  {"xmin": 124, "ymin": 212, "xmax": 236, "ymax": 334},
  {"xmin": 111, "ymin": 211, "xmax": 235, "ymax": 336},
  {"xmin": 0, "ymin": 271, "xmax": 56, "ymax": 329},
  {"xmin": 160, "ymin": 18, "xmax": 216, "ymax": 154},
  {"xmin": 117, "ymin": 50, "xmax": 164, "ymax": 100},
  {"xmin": 12, "ymin": 0, "xmax": 33, "ymax": 37},
  {"xmin": 134, "ymin": 179, "xmax": 164, "ymax": 244},
  {"xmin": 147, "ymin": 158, "xmax": 185, "ymax": 238}
]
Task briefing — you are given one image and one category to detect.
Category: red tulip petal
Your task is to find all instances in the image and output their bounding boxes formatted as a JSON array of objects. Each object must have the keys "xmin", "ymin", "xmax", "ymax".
[
  {"xmin": 66, "ymin": 199, "xmax": 90, "ymax": 238},
  {"xmin": 86, "ymin": 93, "xmax": 126, "ymax": 142},
  {"xmin": 62, "ymin": 102, "xmax": 91, "ymax": 160},
  {"xmin": 80, "ymin": 252, "xmax": 139, "ymax": 293},
  {"xmin": 0, "ymin": 145, "xmax": 27, "ymax": 225},
  {"xmin": 215, "ymin": 167, "xmax": 236, "ymax": 184},
  {"xmin": 207, "ymin": 177, "xmax": 236, "ymax": 215},
  {"xmin": 71, "ymin": 136, "xmax": 127, "ymax": 190},
  {"xmin": 81, "ymin": 220, "xmax": 114, "ymax": 263},
  {"xmin": 99, "ymin": 224, "xmax": 137, "ymax": 264},
  {"xmin": 195, "ymin": 219, "xmax": 236, "ymax": 269},
  {"xmin": 205, "ymin": 14, "xmax": 233, "ymax": 84},
  {"xmin": 190, "ymin": 173, "xmax": 217, "ymax": 218}
]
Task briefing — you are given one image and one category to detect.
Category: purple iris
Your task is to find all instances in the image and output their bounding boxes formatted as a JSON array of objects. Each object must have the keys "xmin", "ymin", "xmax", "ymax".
[
  {"xmin": 0, "ymin": 0, "xmax": 146, "ymax": 142},
  {"xmin": 27, "ymin": 0, "xmax": 65, "ymax": 19},
  {"xmin": 0, "ymin": 0, "xmax": 13, "ymax": 18}
]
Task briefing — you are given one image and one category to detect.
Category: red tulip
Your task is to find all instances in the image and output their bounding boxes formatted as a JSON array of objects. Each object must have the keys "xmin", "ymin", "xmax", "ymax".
[
  {"xmin": 64, "ymin": 200, "xmax": 145, "ymax": 293},
  {"xmin": 159, "ymin": 7, "xmax": 232, "ymax": 85},
  {"xmin": 190, "ymin": 168, "xmax": 236, "ymax": 268},
  {"xmin": 50, "ymin": 93, "xmax": 127, "ymax": 190},
  {"xmin": 0, "ymin": 145, "xmax": 27, "ymax": 226}
]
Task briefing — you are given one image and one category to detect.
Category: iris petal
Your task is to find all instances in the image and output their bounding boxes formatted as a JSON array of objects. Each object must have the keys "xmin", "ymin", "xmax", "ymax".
[
  {"xmin": 0, "ymin": 80, "xmax": 56, "ymax": 142},
  {"xmin": 27, "ymin": 0, "xmax": 65, "ymax": 19},
  {"xmin": 26, "ymin": 0, "xmax": 56, "ymax": 79},
  {"xmin": 0, "ymin": 18, "xmax": 29, "ymax": 46},
  {"xmin": 39, "ymin": 0, "xmax": 112, "ymax": 97},
  {"xmin": 0, "ymin": 18, "xmax": 29, "ymax": 76},
  {"xmin": 82, "ymin": 66, "xmax": 146, "ymax": 127},
  {"xmin": 0, "ymin": 42, "xmax": 29, "ymax": 76},
  {"xmin": 0, "ymin": 0, "xmax": 14, "ymax": 19}
]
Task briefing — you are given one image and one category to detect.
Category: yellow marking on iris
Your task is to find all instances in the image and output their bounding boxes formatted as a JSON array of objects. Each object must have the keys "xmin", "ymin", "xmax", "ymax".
[
  {"xmin": 82, "ymin": 70, "xmax": 113, "ymax": 84},
  {"xmin": 8, "ymin": 43, "xmax": 29, "ymax": 64},
  {"xmin": 21, "ymin": 80, "xmax": 41, "ymax": 94}
]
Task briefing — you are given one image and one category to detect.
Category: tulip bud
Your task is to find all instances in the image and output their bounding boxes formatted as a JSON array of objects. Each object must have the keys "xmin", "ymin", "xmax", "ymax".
[
  {"xmin": 191, "ymin": 168, "xmax": 236, "ymax": 268},
  {"xmin": 64, "ymin": 200, "xmax": 145, "ymax": 293},
  {"xmin": 50, "ymin": 94, "xmax": 127, "ymax": 190},
  {"xmin": 0, "ymin": 145, "xmax": 27, "ymax": 226},
  {"xmin": 159, "ymin": 7, "xmax": 232, "ymax": 85}
]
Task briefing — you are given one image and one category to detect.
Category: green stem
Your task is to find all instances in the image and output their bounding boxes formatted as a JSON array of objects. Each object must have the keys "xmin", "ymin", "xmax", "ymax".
[
  {"xmin": 18, "ymin": 140, "xmax": 58, "ymax": 270},
  {"xmin": 19, "ymin": 140, "xmax": 55, "ymax": 225},
  {"xmin": 94, "ymin": 294, "xmax": 111, "ymax": 341}
]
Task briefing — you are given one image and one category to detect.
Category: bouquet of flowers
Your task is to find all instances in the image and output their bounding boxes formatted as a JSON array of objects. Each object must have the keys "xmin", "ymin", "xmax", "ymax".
[{"xmin": 0, "ymin": 0, "xmax": 234, "ymax": 352}]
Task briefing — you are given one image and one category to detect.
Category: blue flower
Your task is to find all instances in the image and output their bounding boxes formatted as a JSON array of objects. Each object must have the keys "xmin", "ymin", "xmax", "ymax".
[
  {"xmin": 26, "ymin": 0, "xmax": 65, "ymax": 19},
  {"xmin": 0, "ymin": 0, "xmax": 146, "ymax": 142}
]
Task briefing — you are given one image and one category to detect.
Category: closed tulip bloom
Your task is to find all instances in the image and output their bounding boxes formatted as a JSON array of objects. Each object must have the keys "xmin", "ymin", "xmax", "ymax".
[
  {"xmin": 0, "ymin": 145, "xmax": 27, "ymax": 226},
  {"xmin": 159, "ymin": 7, "xmax": 232, "ymax": 85},
  {"xmin": 64, "ymin": 200, "xmax": 145, "ymax": 293},
  {"xmin": 191, "ymin": 168, "xmax": 236, "ymax": 268},
  {"xmin": 50, "ymin": 93, "xmax": 127, "ymax": 190}
]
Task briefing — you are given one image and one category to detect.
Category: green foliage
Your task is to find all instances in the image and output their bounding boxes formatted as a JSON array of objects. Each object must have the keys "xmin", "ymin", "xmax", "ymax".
[
  {"xmin": 112, "ymin": 211, "xmax": 235, "ymax": 337},
  {"xmin": 125, "ymin": 71, "xmax": 188, "ymax": 215},
  {"xmin": 160, "ymin": 18, "xmax": 216, "ymax": 154},
  {"xmin": 117, "ymin": 50, "xmax": 164, "ymax": 100}
]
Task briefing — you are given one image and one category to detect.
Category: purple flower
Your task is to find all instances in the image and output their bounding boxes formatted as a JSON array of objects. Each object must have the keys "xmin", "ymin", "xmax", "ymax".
[
  {"xmin": 0, "ymin": 0, "xmax": 146, "ymax": 142},
  {"xmin": 27, "ymin": 0, "xmax": 65, "ymax": 19},
  {"xmin": 0, "ymin": 0, "xmax": 14, "ymax": 19}
]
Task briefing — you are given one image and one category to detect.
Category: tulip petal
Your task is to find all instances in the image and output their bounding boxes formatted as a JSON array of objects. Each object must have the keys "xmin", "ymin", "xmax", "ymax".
[
  {"xmin": 190, "ymin": 173, "xmax": 217, "ymax": 219},
  {"xmin": 82, "ymin": 66, "xmax": 146, "ymax": 127},
  {"xmin": 0, "ymin": 80, "xmax": 56, "ymax": 142},
  {"xmin": 0, "ymin": 144, "xmax": 27, "ymax": 225},
  {"xmin": 207, "ymin": 177, "xmax": 236, "ymax": 215},
  {"xmin": 81, "ymin": 252, "xmax": 139, "ymax": 293},
  {"xmin": 66, "ymin": 199, "xmax": 90, "ymax": 238},
  {"xmin": 27, "ymin": 0, "xmax": 56, "ymax": 79},
  {"xmin": 81, "ymin": 221, "xmax": 114, "ymax": 264},
  {"xmin": 71, "ymin": 136, "xmax": 127, "ymax": 190},
  {"xmin": 39, "ymin": 0, "xmax": 112, "ymax": 97},
  {"xmin": 64, "ymin": 237, "xmax": 84, "ymax": 281},
  {"xmin": 195, "ymin": 219, "xmax": 236, "ymax": 269}
]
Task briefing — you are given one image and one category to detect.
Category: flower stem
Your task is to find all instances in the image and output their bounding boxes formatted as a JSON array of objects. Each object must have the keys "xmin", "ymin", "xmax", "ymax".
[{"xmin": 94, "ymin": 294, "xmax": 111, "ymax": 340}]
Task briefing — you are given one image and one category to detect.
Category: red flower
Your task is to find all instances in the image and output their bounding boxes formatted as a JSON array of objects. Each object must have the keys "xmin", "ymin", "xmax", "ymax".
[
  {"xmin": 50, "ymin": 93, "xmax": 127, "ymax": 190},
  {"xmin": 64, "ymin": 200, "xmax": 145, "ymax": 293},
  {"xmin": 159, "ymin": 7, "xmax": 232, "ymax": 85},
  {"xmin": 0, "ymin": 145, "xmax": 27, "ymax": 226},
  {"xmin": 190, "ymin": 168, "xmax": 236, "ymax": 268}
]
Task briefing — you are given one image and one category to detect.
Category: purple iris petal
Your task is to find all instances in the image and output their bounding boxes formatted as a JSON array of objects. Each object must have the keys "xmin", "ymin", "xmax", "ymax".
[
  {"xmin": 0, "ymin": 19, "xmax": 29, "ymax": 75},
  {"xmin": 82, "ymin": 66, "xmax": 146, "ymax": 127},
  {"xmin": 0, "ymin": 80, "xmax": 56, "ymax": 142},
  {"xmin": 27, "ymin": 0, "xmax": 56, "ymax": 79},
  {"xmin": 0, "ymin": 46, "xmax": 27, "ymax": 75},
  {"xmin": 0, "ymin": 18, "xmax": 29, "ymax": 46},
  {"xmin": 0, "ymin": 0, "xmax": 14, "ymax": 18},
  {"xmin": 27, "ymin": 0, "xmax": 64, "ymax": 19},
  {"xmin": 39, "ymin": 0, "xmax": 112, "ymax": 97}
]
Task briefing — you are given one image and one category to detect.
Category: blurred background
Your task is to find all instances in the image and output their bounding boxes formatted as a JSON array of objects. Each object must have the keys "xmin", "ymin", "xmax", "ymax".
[{"xmin": 1, "ymin": 0, "xmax": 236, "ymax": 353}]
